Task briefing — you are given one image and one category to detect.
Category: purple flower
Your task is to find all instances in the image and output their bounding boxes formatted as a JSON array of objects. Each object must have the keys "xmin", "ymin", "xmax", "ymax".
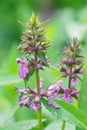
[
  {"xmin": 37, "ymin": 44, "xmax": 43, "ymax": 50},
  {"xmin": 28, "ymin": 49, "xmax": 33, "ymax": 54},
  {"xmin": 15, "ymin": 79, "xmax": 63, "ymax": 111},
  {"xmin": 47, "ymin": 80, "xmax": 63, "ymax": 98},
  {"xmin": 18, "ymin": 95, "xmax": 23, "ymax": 106},
  {"xmin": 15, "ymin": 87, "xmax": 27, "ymax": 94},
  {"xmin": 39, "ymin": 78, "xmax": 46, "ymax": 96},
  {"xmin": 61, "ymin": 88, "xmax": 72, "ymax": 103},
  {"xmin": 71, "ymin": 75, "xmax": 77, "ymax": 88},
  {"xmin": 36, "ymin": 62, "xmax": 42, "ymax": 69},
  {"xmin": 29, "ymin": 97, "xmax": 41, "ymax": 111},
  {"xmin": 48, "ymin": 99, "xmax": 59, "ymax": 108},
  {"xmin": 16, "ymin": 58, "xmax": 29, "ymax": 79},
  {"xmin": 18, "ymin": 95, "xmax": 29, "ymax": 106},
  {"xmin": 40, "ymin": 87, "xmax": 46, "ymax": 96},
  {"xmin": 79, "ymin": 68, "xmax": 83, "ymax": 74},
  {"xmin": 15, "ymin": 87, "xmax": 19, "ymax": 92},
  {"xmin": 71, "ymin": 89, "xmax": 80, "ymax": 98},
  {"xmin": 15, "ymin": 86, "xmax": 42, "ymax": 111}
]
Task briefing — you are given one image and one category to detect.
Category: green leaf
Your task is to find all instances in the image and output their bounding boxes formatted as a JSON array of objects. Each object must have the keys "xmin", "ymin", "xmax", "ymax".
[
  {"xmin": 45, "ymin": 120, "xmax": 75, "ymax": 130},
  {"xmin": 0, "ymin": 105, "xmax": 19, "ymax": 128},
  {"xmin": 76, "ymin": 73, "xmax": 87, "ymax": 130},
  {"xmin": 0, "ymin": 74, "xmax": 22, "ymax": 86},
  {"xmin": 42, "ymin": 99, "xmax": 87, "ymax": 129},
  {"xmin": 37, "ymin": 51, "xmax": 49, "ymax": 67},
  {"xmin": 56, "ymin": 100, "xmax": 87, "ymax": 129},
  {"xmin": 42, "ymin": 99, "xmax": 78, "ymax": 126},
  {"xmin": 6, "ymin": 43, "xmax": 18, "ymax": 74},
  {"xmin": 1, "ymin": 120, "xmax": 38, "ymax": 130}
]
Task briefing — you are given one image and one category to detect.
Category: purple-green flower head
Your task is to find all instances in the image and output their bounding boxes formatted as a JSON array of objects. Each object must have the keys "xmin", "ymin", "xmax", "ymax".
[
  {"xmin": 47, "ymin": 80, "xmax": 63, "ymax": 98},
  {"xmin": 15, "ymin": 78, "xmax": 62, "ymax": 110},
  {"xmin": 16, "ymin": 58, "xmax": 29, "ymax": 79},
  {"xmin": 61, "ymin": 88, "xmax": 72, "ymax": 103},
  {"xmin": 15, "ymin": 86, "xmax": 42, "ymax": 111},
  {"xmin": 17, "ymin": 13, "xmax": 50, "ymax": 54}
]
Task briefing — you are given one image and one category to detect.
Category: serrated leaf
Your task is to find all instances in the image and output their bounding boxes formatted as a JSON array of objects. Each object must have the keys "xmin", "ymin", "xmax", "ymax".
[
  {"xmin": 76, "ymin": 73, "xmax": 87, "ymax": 130},
  {"xmin": 42, "ymin": 99, "xmax": 79, "ymax": 126},
  {"xmin": 42, "ymin": 99, "xmax": 87, "ymax": 129},
  {"xmin": 0, "ymin": 74, "xmax": 22, "ymax": 86},
  {"xmin": 56, "ymin": 100, "xmax": 87, "ymax": 130},
  {"xmin": 1, "ymin": 120, "xmax": 38, "ymax": 130}
]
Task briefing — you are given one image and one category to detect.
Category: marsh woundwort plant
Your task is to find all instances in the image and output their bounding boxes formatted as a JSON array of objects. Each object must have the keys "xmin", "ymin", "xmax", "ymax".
[
  {"xmin": 15, "ymin": 13, "xmax": 83, "ymax": 130},
  {"xmin": 58, "ymin": 38, "xmax": 83, "ymax": 130},
  {"xmin": 15, "ymin": 13, "xmax": 62, "ymax": 130}
]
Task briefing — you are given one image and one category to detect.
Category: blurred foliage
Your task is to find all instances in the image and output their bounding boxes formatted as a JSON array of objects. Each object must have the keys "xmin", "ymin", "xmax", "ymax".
[{"xmin": 0, "ymin": 0, "xmax": 87, "ymax": 129}]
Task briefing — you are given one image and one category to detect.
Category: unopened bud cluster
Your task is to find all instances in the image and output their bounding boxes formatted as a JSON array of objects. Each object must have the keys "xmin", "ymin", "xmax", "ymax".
[{"xmin": 17, "ymin": 13, "xmax": 49, "ymax": 79}]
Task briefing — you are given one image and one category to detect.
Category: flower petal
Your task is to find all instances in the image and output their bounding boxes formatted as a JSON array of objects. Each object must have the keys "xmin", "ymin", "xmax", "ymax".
[
  {"xmin": 47, "ymin": 80, "xmax": 63, "ymax": 98},
  {"xmin": 48, "ymin": 99, "xmax": 59, "ymax": 108}
]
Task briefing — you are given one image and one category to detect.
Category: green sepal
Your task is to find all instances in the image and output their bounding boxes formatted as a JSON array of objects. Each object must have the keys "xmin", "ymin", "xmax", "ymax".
[
  {"xmin": 24, "ymin": 66, "xmax": 34, "ymax": 85},
  {"xmin": 37, "ymin": 51, "xmax": 49, "ymax": 67},
  {"xmin": 31, "ymin": 12, "xmax": 37, "ymax": 26}
]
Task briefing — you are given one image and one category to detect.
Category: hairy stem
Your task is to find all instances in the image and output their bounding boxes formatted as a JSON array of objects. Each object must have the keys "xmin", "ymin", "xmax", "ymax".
[
  {"xmin": 37, "ymin": 107, "xmax": 42, "ymax": 130},
  {"xmin": 35, "ymin": 69, "xmax": 42, "ymax": 130},
  {"xmin": 68, "ymin": 67, "xmax": 72, "ymax": 88},
  {"xmin": 61, "ymin": 120, "xmax": 66, "ymax": 130},
  {"xmin": 35, "ymin": 52, "xmax": 42, "ymax": 130},
  {"xmin": 36, "ymin": 69, "xmax": 40, "ymax": 94}
]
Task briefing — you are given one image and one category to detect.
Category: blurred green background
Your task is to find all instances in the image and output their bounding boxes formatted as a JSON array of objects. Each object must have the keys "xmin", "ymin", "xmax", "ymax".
[{"xmin": 0, "ymin": 0, "xmax": 87, "ymax": 128}]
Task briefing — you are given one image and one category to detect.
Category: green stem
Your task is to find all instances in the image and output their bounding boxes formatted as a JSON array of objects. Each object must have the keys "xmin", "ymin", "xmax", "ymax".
[
  {"xmin": 36, "ymin": 69, "xmax": 40, "ymax": 94},
  {"xmin": 61, "ymin": 120, "xmax": 66, "ymax": 130},
  {"xmin": 35, "ymin": 68, "xmax": 42, "ymax": 130},
  {"xmin": 34, "ymin": 50, "xmax": 42, "ymax": 129},
  {"xmin": 37, "ymin": 108, "xmax": 42, "ymax": 130},
  {"xmin": 68, "ymin": 67, "xmax": 72, "ymax": 88}
]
